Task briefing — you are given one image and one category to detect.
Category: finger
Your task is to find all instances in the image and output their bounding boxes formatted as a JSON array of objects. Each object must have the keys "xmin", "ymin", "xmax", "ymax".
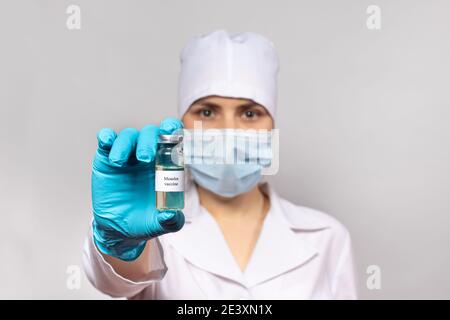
[
  {"xmin": 97, "ymin": 128, "xmax": 117, "ymax": 152},
  {"xmin": 136, "ymin": 124, "xmax": 159, "ymax": 163},
  {"xmin": 108, "ymin": 128, "xmax": 139, "ymax": 166},
  {"xmin": 157, "ymin": 210, "xmax": 185, "ymax": 233},
  {"xmin": 159, "ymin": 117, "xmax": 184, "ymax": 135}
]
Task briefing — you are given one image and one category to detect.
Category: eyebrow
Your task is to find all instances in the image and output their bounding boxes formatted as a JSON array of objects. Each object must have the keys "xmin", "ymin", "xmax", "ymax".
[{"xmin": 198, "ymin": 100, "xmax": 260, "ymax": 109}]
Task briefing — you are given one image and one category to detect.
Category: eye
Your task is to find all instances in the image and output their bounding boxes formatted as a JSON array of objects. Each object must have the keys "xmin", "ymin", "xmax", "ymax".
[
  {"xmin": 201, "ymin": 108, "xmax": 213, "ymax": 117},
  {"xmin": 245, "ymin": 110, "xmax": 256, "ymax": 118},
  {"xmin": 242, "ymin": 109, "xmax": 261, "ymax": 120},
  {"xmin": 193, "ymin": 106, "xmax": 216, "ymax": 119}
]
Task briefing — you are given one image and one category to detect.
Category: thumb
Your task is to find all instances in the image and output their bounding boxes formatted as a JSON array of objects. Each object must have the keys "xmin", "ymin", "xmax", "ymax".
[
  {"xmin": 145, "ymin": 210, "xmax": 185, "ymax": 238},
  {"xmin": 157, "ymin": 210, "xmax": 185, "ymax": 233}
]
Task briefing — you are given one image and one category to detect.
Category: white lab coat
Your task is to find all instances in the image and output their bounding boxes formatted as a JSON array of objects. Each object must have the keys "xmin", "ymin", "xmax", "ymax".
[{"xmin": 83, "ymin": 178, "xmax": 358, "ymax": 299}]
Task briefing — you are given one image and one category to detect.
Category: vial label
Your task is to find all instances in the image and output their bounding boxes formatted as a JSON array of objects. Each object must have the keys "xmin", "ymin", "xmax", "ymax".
[{"xmin": 155, "ymin": 170, "xmax": 184, "ymax": 192}]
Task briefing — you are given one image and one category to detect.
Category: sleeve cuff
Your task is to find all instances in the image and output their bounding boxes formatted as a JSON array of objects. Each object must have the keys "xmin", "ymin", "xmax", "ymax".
[{"xmin": 82, "ymin": 222, "xmax": 167, "ymax": 298}]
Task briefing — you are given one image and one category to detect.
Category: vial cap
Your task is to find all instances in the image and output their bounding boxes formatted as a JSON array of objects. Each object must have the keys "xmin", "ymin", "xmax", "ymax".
[{"xmin": 158, "ymin": 134, "xmax": 183, "ymax": 144}]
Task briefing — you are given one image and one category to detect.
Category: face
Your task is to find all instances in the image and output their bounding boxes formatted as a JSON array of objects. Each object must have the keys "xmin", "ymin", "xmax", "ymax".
[{"xmin": 182, "ymin": 95, "xmax": 273, "ymax": 130}]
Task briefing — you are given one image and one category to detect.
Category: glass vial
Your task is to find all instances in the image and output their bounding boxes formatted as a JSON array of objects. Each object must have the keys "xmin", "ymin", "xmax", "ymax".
[{"xmin": 155, "ymin": 134, "xmax": 184, "ymax": 211}]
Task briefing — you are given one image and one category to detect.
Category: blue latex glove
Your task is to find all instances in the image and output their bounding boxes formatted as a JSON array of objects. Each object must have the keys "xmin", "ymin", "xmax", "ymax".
[{"xmin": 91, "ymin": 117, "xmax": 185, "ymax": 261}]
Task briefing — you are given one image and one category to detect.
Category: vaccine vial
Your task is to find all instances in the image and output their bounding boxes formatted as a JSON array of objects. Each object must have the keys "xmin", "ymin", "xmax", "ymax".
[{"xmin": 155, "ymin": 134, "xmax": 184, "ymax": 211}]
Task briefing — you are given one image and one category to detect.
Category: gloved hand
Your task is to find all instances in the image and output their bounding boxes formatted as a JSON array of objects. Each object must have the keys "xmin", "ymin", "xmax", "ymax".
[{"xmin": 91, "ymin": 117, "xmax": 185, "ymax": 261}]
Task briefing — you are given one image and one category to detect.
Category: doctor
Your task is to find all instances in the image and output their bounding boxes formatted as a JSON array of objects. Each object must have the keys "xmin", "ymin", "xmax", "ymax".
[{"xmin": 83, "ymin": 29, "xmax": 358, "ymax": 299}]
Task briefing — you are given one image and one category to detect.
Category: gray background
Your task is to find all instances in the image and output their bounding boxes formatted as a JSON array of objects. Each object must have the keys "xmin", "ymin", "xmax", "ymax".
[{"xmin": 1, "ymin": 0, "xmax": 449, "ymax": 299}]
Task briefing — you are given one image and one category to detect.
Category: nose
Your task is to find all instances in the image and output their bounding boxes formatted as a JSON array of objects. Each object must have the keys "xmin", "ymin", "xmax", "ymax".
[{"xmin": 216, "ymin": 112, "xmax": 243, "ymax": 129}]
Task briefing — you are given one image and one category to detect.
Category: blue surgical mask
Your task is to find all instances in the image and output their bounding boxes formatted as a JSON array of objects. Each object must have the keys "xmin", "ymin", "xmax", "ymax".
[
  {"xmin": 187, "ymin": 163, "xmax": 263, "ymax": 197},
  {"xmin": 183, "ymin": 129, "xmax": 273, "ymax": 197}
]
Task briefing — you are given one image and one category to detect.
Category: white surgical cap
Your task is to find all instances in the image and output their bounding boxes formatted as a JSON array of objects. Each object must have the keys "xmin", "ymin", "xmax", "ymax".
[{"xmin": 177, "ymin": 29, "xmax": 279, "ymax": 120}]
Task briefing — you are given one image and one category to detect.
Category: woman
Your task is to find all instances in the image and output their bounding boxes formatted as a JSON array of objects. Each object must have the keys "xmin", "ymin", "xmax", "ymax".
[{"xmin": 83, "ymin": 29, "xmax": 357, "ymax": 299}]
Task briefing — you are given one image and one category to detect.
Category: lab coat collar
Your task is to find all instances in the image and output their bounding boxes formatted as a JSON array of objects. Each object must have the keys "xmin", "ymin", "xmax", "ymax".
[{"xmin": 163, "ymin": 178, "xmax": 329, "ymax": 288}]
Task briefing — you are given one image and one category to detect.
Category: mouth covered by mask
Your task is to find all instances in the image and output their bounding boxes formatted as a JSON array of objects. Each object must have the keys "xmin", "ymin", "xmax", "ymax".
[{"xmin": 183, "ymin": 129, "xmax": 274, "ymax": 197}]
